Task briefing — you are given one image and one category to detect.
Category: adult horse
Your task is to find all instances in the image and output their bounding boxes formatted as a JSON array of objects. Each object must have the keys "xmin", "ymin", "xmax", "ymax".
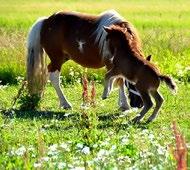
[{"xmin": 27, "ymin": 10, "xmax": 142, "ymax": 110}]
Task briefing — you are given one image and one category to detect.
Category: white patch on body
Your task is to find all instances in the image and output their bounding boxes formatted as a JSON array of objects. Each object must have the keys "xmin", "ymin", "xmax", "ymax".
[{"xmin": 77, "ymin": 40, "xmax": 86, "ymax": 53}]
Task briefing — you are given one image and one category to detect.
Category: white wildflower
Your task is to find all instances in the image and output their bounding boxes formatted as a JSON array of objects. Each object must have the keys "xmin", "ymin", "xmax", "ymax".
[
  {"xmin": 70, "ymin": 167, "xmax": 85, "ymax": 170},
  {"xmin": 111, "ymin": 145, "xmax": 116, "ymax": 150},
  {"xmin": 9, "ymin": 149, "xmax": 15, "ymax": 156},
  {"xmin": 58, "ymin": 162, "xmax": 66, "ymax": 169},
  {"xmin": 51, "ymin": 119, "xmax": 58, "ymax": 123},
  {"xmin": 148, "ymin": 133, "xmax": 155, "ymax": 140},
  {"xmin": 93, "ymin": 144, "xmax": 98, "ymax": 148},
  {"xmin": 121, "ymin": 137, "xmax": 129, "ymax": 144},
  {"xmin": 141, "ymin": 129, "xmax": 149, "ymax": 135},
  {"xmin": 76, "ymin": 143, "xmax": 83, "ymax": 149},
  {"xmin": 60, "ymin": 143, "xmax": 67, "ymax": 149},
  {"xmin": 64, "ymin": 113, "xmax": 72, "ymax": 117},
  {"xmin": 28, "ymin": 146, "xmax": 35, "ymax": 152},
  {"xmin": 48, "ymin": 144, "xmax": 58, "ymax": 156},
  {"xmin": 81, "ymin": 146, "xmax": 90, "ymax": 155},
  {"xmin": 97, "ymin": 149, "xmax": 110, "ymax": 158},
  {"xmin": 49, "ymin": 144, "xmax": 58, "ymax": 151},
  {"xmin": 34, "ymin": 162, "xmax": 42, "ymax": 168},
  {"xmin": 60, "ymin": 143, "xmax": 70, "ymax": 151},
  {"xmin": 152, "ymin": 166, "xmax": 158, "ymax": 170},
  {"xmin": 15, "ymin": 146, "xmax": 26, "ymax": 156},
  {"xmin": 52, "ymin": 155, "xmax": 58, "ymax": 160},
  {"xmin": 100, "ymin": 140, "xmax": 109, "ymax": 146},
  {"xmin": 41, "ymin": 157, "xmax": 49, "ymax": 162},
  {"xmin": 69, "ymin": 71, "xmax": 74, "ymax": 76}
]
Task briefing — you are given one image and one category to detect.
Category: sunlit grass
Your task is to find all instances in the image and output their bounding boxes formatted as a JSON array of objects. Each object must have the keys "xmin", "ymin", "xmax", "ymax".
[
  {"xmin": 0, "ymin": 0, "xmax": 190, "ymax": 84},
  {"xmin": 0, "ymin": 0, "xmax": 190, "ymax": 168},
  {"xmin": 0, "ymin": 82, "xmax": 189, "ymax": 169}
]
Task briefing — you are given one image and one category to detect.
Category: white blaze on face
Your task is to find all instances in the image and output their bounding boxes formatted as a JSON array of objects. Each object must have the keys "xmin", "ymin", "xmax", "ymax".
[{"xmin": 77, "ymin": 40, "xmax": 86, "ymax": 53}]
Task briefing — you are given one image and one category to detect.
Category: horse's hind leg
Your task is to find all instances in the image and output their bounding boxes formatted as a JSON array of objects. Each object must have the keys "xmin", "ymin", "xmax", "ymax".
[
  {"xmin": 48, "ymin": 53, "xmax": 72, "ymax": 109},
  {"xmin": 132, "ymin": 91, "xmax": 153, "ymax": 124},
  {"xmin": 146, "ymin": 90, "xmax": 164, "ymax": 123}
]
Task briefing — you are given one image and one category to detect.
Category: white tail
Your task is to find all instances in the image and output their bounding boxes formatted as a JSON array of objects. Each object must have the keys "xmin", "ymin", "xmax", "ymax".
[{"xmin": 27, "ymin": 17, "xmax": 48, "ymax": 97}]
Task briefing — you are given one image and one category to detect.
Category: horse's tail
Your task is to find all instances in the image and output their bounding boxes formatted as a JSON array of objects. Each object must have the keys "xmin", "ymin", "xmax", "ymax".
[
  {"xmin": 159, "ymin": 75, "xmax": 177, "ymax": 93},
  {"xmin": 26, "ymin": 17, "xmax": 48, "ymax": 97}
]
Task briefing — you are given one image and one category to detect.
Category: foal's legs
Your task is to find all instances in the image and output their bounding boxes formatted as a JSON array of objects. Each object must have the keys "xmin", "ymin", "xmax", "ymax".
[
  {"xmin": 146, "ymin": 90, "xmax": 164, "ymax": 123},
  {"xmin": 132, "ymin": 91, "xmax": 153, "ymax": 124},
  {"xmin": 102, "ymin": 68, "xmax": 130, "ymax": 111}
]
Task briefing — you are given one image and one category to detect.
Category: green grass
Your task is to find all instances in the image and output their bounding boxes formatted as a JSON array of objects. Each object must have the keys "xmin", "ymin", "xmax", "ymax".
[
  {"xmin": 0, "ymin": 0, "xmax": 190, "ymax": 169},
  {"xmin": 0, "ymin": 0, "xmax": 190, "ymax": 84},
  {"xmin": 0, "ymin": 82, "xmax": 190, "ymax": 169}
]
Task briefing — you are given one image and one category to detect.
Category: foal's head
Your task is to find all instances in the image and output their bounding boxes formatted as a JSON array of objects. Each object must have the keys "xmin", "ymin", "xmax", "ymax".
[{"xmin": 104, "ymin": 24, "xmax": 142, "ymax": 57}]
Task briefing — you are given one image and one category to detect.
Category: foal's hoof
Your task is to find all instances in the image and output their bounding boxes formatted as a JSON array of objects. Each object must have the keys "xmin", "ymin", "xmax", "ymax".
[
  {"xmin": 102, "ymin": 95, "xmax": 108, "ymax": 100},
  {"xmin": 119, "ymin": 106, "xmax": 130, "ymax": 112},
  {"xmin": 131, "ymin": 117, "xmax": 141, "ymax": 124},
  {"xmin": 145, "ymin": 119, "xmax": 152, "ymax": 124},
  {"xmin": 60, "ymin": 104, "xmax": 72, "ymax": 110}
]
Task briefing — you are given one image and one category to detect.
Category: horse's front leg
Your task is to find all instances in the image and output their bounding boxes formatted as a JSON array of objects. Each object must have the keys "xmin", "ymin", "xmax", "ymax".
[
  {"xmin": 102, "ymin": 74, "xmax": 113, "ymax": 100},
  {"xmin": 49, "ymin": 70, "xmax": 72, "ymax": 109},
  {"xmin": 117, "ymin": 78, "xmax": 130, "ymax": 111},
  {"xmin": 102, "ymin": 68, "xmax": 118, "ymax": 99}
]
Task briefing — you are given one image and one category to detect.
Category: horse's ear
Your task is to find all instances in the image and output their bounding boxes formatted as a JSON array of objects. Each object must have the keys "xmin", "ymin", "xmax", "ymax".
[
  {"xmin": 146, "ymin": 55, "xmax": 151, "ymax": 61},
  {"xmin": 103, "ymin": 26, "xmax": 112, "ymax": 33}
]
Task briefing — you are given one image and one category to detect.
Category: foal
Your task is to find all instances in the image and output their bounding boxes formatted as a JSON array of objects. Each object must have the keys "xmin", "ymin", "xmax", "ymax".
[{"xmin": 103, "ymin": 25, "xmax": 176, "ymax": 123}]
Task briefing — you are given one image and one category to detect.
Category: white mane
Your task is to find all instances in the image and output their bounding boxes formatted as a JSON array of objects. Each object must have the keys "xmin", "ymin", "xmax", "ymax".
[{"xmin": 93, "ymin": 10, "xmax": 123, "ymax": 59}]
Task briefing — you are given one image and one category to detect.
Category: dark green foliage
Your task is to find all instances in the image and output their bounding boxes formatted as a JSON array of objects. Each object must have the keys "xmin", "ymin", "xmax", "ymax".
[{"xmin": 18, "ymin": 94, "xmax": 41, "ymax": 111}]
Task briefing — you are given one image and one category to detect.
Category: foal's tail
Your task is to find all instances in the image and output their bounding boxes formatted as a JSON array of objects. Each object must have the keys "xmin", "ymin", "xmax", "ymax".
[
  {"xmin": 26, "ymin": 17, "xmax": 48, "ymax": 97},
  {"xmin": 159, "ymin": 75, "xmax": 177, "ymax": 93}
]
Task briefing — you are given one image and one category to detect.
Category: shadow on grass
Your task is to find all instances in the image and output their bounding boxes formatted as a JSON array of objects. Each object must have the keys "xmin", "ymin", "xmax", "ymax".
[
  {"xmin": 1, "ymin": 109, "xmax": 149, "ymax": 130},
  {"xmin": 1, "ymin": 109, "xmax": 78, "ymax": 120}
]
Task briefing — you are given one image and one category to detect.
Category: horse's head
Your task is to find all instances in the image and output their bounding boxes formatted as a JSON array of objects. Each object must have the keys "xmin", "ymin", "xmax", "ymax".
[{"xmin": 126, "ymin": 55, "xmax": 152, "ymax": 108}]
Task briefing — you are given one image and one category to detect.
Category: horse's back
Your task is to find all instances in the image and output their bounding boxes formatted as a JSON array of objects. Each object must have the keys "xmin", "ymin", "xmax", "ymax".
[{"xmin": 40, "ymin": 11, "xmax": 105, "ymax": 68}]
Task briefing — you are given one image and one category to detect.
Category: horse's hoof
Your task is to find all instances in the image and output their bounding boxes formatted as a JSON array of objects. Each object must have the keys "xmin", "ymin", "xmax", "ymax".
[
  {"xmin": 60, "ymin": 104, "xmax": 72, "ymax": 110},
  {"xmin": 145, "ymin": 119, "xmax": 152, "ymax": 124},
  {"xmin": 131, "ymin": 117, "xmax": 140, "ymax": 124},
  {"xmin": 119, "ymin": 106, "xmax": 130, "ymax": 112},
  {"xmin": 102, "ymin": 95, "xmax": 108, "ymax": 100}
]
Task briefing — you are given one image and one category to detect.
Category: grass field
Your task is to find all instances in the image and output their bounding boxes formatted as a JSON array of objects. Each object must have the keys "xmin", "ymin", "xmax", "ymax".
[{"xmin": 0, "ymin": 0, "xmax": 190, "ymax": 169}]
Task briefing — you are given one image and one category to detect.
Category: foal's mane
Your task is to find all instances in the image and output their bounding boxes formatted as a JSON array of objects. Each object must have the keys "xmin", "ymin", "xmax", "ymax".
[
  {"xmin": 108, "ymin": 24, "xmax": 143, "ymax": 58},
  {"xmin": 109, "ymin": 25, "xmax": 160, "ymax": 74}
]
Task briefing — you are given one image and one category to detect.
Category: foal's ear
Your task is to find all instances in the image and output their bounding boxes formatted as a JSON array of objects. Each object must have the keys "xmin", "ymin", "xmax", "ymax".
[
  {"xmin": 146, "ymin": 55, "xmax": 152, "ymax": 61},
  {"xmin": 103, "ymin": 26, "xmax": 112, "ymax": 33}
]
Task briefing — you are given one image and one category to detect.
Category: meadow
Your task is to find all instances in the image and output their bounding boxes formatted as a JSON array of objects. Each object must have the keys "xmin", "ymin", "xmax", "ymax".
[{"xmin": 0, "ymin": 0, "xmax": 190, "ymax": 169}]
